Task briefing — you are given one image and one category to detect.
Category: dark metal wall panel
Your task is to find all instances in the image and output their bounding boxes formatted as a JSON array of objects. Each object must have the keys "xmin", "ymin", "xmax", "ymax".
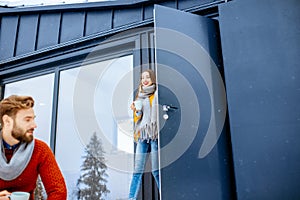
[
  {"xmin": 85, "ymin": 10, "xmax": 112, "ymax": 36},
  {"xmin": 0, "ymin": 0, "xmax": 221, "ymax": 65},
  {"xmin": 37, "ymin": 13, "xmax": 60, "ymax": 50},
  {"xmin": 219, "ymin": 0, "xmax": 300, "ymax": 199},
  {"xmin": 158, "ymin": 1, "xmax": 176, "ymax": 8},
  {"xmin": 113, "ymin": 7, "xmax": 142, "ymax": 28},
  {"xmin": 143, "ymin": 4, "xmax": 154, "ymax": 20},
  {"xmin": 15, "ymin": 14, "xmax": 38, "ymax": 56},
  {"xmin": 60, "ymin": 11, "xmax": 85, "ymax": 43},
  {"xmin": 0, "ymin": 16, "xmax": 18, "ymax": 60},
  {"xmin": 178, "ymin": 0, "xmax": 214, "ymax": 10}
]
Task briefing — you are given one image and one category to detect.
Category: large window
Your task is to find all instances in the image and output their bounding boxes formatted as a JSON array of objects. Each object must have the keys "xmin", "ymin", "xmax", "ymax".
[
  {"xmin": 3, "ymin": 73, "xmax": 55, "ymax": 144},
  {"xmin": 1, "ymin": 27, "xmax": 158, "ymax": 199},
  {"xmin": 55, "ymin": 55, "xmax": 134, "ymax": 200}
]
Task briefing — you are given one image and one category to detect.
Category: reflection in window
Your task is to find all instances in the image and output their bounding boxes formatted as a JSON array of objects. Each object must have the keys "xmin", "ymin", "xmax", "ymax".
[
  {"xmin": 4, "ymin": 74, "xmax": 55, "ymax": 144},
  {"xmin": 55, "ymin": 55, "xmax": 134, "ymax": 200}
]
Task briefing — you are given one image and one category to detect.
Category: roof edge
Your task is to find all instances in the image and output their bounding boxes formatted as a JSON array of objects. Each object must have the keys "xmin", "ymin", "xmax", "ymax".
[{"xmin": 0, "ymin": 0, "xmax": 164, "ymax": 14}]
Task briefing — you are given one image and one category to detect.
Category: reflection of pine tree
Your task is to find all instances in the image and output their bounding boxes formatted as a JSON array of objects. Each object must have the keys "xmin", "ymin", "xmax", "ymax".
[
  {"xmin": 76, "ymin": 132, "xmax": 110, "ymax": 200},
  {"xmin": 34, "ymin": 176, "xmax": 46, "ymax": 200}
]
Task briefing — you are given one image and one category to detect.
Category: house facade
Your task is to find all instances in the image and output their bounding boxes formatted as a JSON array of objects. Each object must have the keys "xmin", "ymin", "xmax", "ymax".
[{"xmin": 0, "ymin": 0, "xmax": 299, "ymax": 199}]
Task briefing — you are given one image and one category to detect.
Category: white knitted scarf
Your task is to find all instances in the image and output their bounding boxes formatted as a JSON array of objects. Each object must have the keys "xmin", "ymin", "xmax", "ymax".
[
  {"xmin": 0, "ymin": 135, "xmax": 34, "ymax": 181},
  {"xmin": 135, "ymin": 85, "xmax": 158, "ymax": 141}
]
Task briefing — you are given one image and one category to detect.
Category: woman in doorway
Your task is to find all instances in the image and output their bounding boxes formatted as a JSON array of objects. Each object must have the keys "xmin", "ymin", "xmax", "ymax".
[{"xmin": 129, "ymin": 69, "xmax": 160, "ymax": 200}]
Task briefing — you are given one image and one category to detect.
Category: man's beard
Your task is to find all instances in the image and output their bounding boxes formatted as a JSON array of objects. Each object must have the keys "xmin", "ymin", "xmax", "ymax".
[{"xmin": 11, "ymin": 124, "xmax": 34, "ymax": 143}]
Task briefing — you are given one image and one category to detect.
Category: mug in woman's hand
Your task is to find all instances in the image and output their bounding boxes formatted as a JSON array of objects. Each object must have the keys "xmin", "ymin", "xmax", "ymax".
[{"xmin": 134, "ymin": 100, "xmax": 143, "ymax": 111}]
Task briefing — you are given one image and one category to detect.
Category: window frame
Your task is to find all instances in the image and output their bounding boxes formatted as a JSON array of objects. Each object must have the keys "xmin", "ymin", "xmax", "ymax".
[{"xmin": 0, "ymin": 26, "xmax": 154, "ymax": 151}]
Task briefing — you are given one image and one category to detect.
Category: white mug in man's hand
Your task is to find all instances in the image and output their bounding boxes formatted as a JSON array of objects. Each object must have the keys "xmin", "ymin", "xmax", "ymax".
[{"xmin": 9, "ymin": 192, "xmax": 30, "ymax": 200}]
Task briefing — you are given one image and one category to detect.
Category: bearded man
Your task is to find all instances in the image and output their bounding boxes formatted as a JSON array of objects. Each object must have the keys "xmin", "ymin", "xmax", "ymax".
[{"xmin": 0, "ymin": 95, "xmax": 67, "ymax": 200}]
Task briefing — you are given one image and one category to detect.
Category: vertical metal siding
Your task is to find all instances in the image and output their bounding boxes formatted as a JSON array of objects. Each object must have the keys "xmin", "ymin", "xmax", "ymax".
[
  {"xmin": 158, "ymin": 1, "xmax": 177, "ymax": 9},
  {"xmin": 85, "ymin": 10, "xmax": 113, "ymax": 36},
  {"xmin": 143, "ymin": 4, "xmax": 154, "ymax": 20},
  {"xmin": 113, "ymin": 7, "xmax": 142, "ymax": 28},
  {"xmin": 59, "ymin": 11, "xmax": 85, "ymax": 43},
  {"xmin": 37, "ymin": 13, "xmax": 61, "ymax": 50},
  {"xmin": 15, "ymin": 14, "xmax": 38, "ymax": 56},
  {"xmin": 0, "ymin": 0, "xmax": 221, "ymax": 64},
  {"xmin": 0, "ymin": 15, "xmax": 18, "ymax": 60},
  {"xmin": 178, "ymin": 0, "xmax": 214, "ymax": 10}
]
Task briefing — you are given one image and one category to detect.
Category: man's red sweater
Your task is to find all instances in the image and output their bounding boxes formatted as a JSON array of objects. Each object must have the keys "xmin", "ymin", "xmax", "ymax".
[{"xmin": 0, "ymin": 139, "xmax": 67, "ymax": 200}]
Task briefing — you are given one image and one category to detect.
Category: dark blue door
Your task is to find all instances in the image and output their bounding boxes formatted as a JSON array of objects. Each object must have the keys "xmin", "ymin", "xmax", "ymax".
[{"xmin": 154, "ymin": 5, "xmax": 235, "ymax": 200}]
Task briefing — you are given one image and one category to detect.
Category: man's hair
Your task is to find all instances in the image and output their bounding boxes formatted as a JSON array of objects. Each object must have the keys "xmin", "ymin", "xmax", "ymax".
[{"xmin": 0, "ymin": 95, "xmax": 34, "ymax": 125}]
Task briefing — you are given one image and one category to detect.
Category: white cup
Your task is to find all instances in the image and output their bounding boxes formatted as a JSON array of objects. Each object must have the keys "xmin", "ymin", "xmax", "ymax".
[
  {"xmin": 134, "ymin": 100, "xmax": 143, "ymax": 111},
  {"xmin": 10, "ymin": 192, "xmax": 30, "ymax": 200}
]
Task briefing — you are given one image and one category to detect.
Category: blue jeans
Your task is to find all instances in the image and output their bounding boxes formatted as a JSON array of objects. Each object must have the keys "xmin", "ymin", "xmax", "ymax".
[{"xmin": 129, "ymin": 140, "xmax": 160, "ymax": 199}]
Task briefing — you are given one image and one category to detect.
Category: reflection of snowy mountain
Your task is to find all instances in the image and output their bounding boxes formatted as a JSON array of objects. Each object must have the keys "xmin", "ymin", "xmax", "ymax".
[{"xmin": 63, "ymin": 169, "xmax": 132, "ymax": 200}]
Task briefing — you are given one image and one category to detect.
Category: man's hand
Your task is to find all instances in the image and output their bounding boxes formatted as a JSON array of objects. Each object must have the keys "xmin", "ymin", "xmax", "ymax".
[{"xmin": 0, "ymin": 190, "xmax": 10, "ymax": 200}]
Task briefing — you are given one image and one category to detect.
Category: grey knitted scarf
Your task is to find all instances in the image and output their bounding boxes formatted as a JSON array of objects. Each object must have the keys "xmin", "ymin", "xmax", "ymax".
[
  {"xmin": 0, "ymin": 136, "xmax": 35, "ymax": 181},
  {"xmin": 135, "ymin": 85, "xmax": 158, "ymax": 141}
]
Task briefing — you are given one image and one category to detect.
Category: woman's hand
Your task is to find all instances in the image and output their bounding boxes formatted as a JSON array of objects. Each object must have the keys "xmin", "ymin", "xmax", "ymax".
[
  {"xmin": 0, "ymin": 190, "xmax": 10, "ymax": 200},
  {"xmin": 130, "ymin": 102, "xmax": 136, "ymax": 111}
]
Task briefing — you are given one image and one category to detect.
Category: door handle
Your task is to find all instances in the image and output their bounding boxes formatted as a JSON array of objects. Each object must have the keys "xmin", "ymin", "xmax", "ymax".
[
  {"xmin": 162, "ymin": 105, "xmax": 178, "ymax": 120},
  {"xmin": 162, "ymin": 104, "xmax": 178, "ymax": 111}
]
